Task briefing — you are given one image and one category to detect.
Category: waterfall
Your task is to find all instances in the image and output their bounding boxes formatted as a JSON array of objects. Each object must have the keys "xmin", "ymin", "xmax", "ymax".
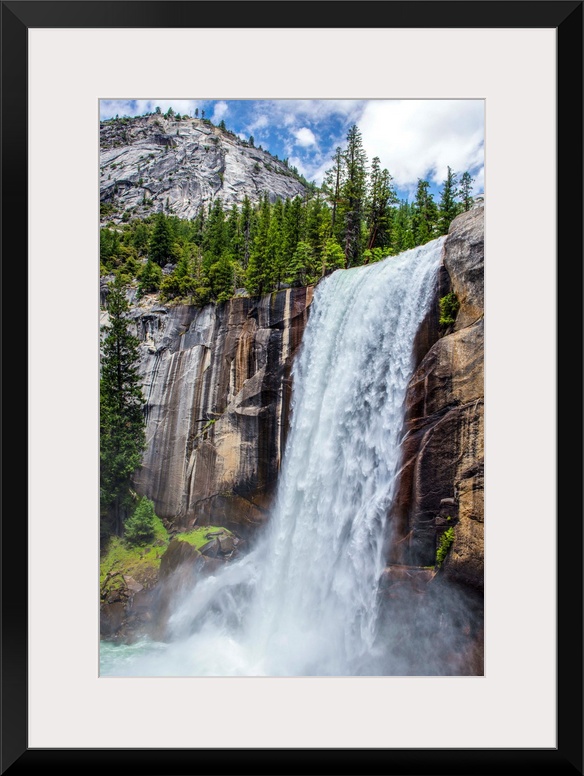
[{"xmin": 100, "ymin": 237, "xmax": 444, "ymax": 677}]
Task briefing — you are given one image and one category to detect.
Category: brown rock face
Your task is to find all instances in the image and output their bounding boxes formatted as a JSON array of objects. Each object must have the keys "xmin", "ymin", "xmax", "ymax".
[
  {"xmin": 132, "ymin": 286, "xmax": 313, "ymax": 536},
  {"xmin": 393, "ymin": 206, "xmax": 484, "ymax": 591}
]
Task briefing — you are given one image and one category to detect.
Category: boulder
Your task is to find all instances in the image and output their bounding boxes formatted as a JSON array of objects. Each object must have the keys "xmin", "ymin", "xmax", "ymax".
[{"xmin": 159, "ymin": 538, "xmax": 203, "ymax": 580}]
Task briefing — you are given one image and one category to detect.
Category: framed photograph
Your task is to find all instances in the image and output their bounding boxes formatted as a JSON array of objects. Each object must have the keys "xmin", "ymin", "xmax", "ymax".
[{"xmin": 5, "ymin": 1, "xmax": 582, "ymax": 773}]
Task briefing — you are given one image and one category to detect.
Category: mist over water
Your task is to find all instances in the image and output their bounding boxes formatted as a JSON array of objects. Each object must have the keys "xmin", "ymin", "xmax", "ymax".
[{"xmin": 101, "ymin": 239, "xmax": 457, "ymax": 677}]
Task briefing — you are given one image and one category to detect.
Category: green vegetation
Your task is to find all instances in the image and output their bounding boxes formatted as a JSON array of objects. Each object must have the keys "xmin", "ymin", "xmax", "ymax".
[
  {"xmin": 100, "ymin": 511, "xmax": 168, "ymax": 598},
  {"xmin": 100, "ymin": 275, "xmax": 146, "ymax": 540},
  {"xmin": 436, "ymin": 526, "xmax": 455, "ymax": 567},
  {"xmin": 124, "ymin": 497, "xmax": 158, "ymax": 546},
  {"xmin": 100, "ymin": 513, "xmax": 233, "ymax": 599},
  {"xmin": 176, "ymin": 526, "xmax": 231, "ymax": 551},
  {"xmin": 438, "ymin": 166, "xmax": 460, "ymax": 235},
  {"xmin": 459, "ymin": 171, "xmax": 475, "ymax": 212},
  {"xmin": 100, "ymin": 117, "xmax": 475, "ymax": 306},
  {"xmin": 439, "ymin": 291, "xmax": 460, "ymax": 327}
]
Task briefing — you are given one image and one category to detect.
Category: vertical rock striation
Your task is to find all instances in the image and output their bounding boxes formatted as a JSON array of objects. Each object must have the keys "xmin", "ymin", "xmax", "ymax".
[
  {"xmin": 131, "ymin": 287, "xmax": 313, "ymax": 536},
  {"xmin": 393, "ymin": 205, "xmax": 484, "ymax": 591}
]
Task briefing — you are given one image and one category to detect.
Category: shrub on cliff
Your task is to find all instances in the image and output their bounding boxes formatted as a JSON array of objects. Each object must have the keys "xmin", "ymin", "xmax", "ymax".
[
  {"xmin": 439, "ymin": 291, "xmax": 460, "ymax": 327},
  {"xmin": 436, "ymin": 526, "xmax": 455, "ymax": 567},
  {"xmin": 125, "ymin": 497, "xmax": 158, "ymax": 546}
]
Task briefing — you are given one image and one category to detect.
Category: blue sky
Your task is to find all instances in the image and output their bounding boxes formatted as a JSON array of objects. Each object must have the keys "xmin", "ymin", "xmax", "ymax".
[{"xmin": 100, "ymin": 99, "xmax": 484, "ymax": 203}]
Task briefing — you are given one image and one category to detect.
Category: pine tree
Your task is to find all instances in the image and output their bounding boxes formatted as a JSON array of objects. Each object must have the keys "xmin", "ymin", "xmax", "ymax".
[
  {"xmin": 137, "ymin": 257, "xmax": 162, "ymax": 296},
  {"xmin": 100, "ymin": 275, "xmax": 146, "ymax": 539},
  {"xmin": 286, "ymin": 241, "xmax": 316, "ymax": 287},
  {"xmin": 149, "ymin": 212, "xmax": 173, "ymax": 266},
  {"xmin": 438, "ymin": 166, "xmax": 460, "ymax": 234},
  {"xmin": 304, "ymin": 193, "xmax": 328, "ymax": 271},
  {"xmin": 283, "ymin": 196, "xmax": 304, "ymax": 266},
  {"xmin": 202, "ymin": 198, "xmax": 226, "ymax": 271},
  {"xmin": 209, "ymin": 250, "xmax": 235, "ymax": 303},
  {"xmin": 246, "ymin": 194, "xmax": 272, "ymax": 295},
  {"xmin": 225, "ymin": 204, "xmax": 239, "ymax": 248},
  {"xmin": 125, "ymin": 497, "xmax": 157, "ymax": 546},
  {"xmin": 339, "ymin": 124, "xmax": 368, "ymax": 267},
  {"xmin": 191, "ymin": 207, "xmax": 206, "ymax": 246},
  {"xmin": 392, "ymin": 201, "xmax": 416, "ymax": 253},
  {"xmin": 238, "ymin": 195, "xmax": 254, "ymax": 270},
  {"xmin": 458, "ymin": 171, "xmax": 475, "ymax": 212},
  {"xmin": 366, "ymin": 157, "xmax": 396, "ymax": 251},
  {"xmin": 321, "ymin": 238, "xmax": 345, "ymax": 276},
  {"xmin": 132, "ymin": 222, "xmax": 150, "ymax": 256},
  {"xmin": 412, "ymin": 179, "xmax": 438, "ymax": 245},
  {"xmin": 323, "ymin": 146, "xmax": 344, "ymax": 242},
  {"xmin": 268, "ymin": 198, "xmax": 286, "ymax": 289}
]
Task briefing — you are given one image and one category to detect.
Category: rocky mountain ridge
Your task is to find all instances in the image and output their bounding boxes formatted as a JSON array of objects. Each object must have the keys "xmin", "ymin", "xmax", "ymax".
[{"xmin": 100, "ymin": 114, "xmax": 309, "ymax": 224}]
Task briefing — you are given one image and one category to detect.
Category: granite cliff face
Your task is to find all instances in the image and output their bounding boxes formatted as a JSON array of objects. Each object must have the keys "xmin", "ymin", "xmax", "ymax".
[
  {"xmin": 100, "ymin": 114, "xmax": 308, "ymax": 224},
  {"xmin": 127, "ymin": 287, "xmax": 313, "ymax": 536},
  {"xmin": 112, "ymin": 207, "xmax": 483, "ymax": 580},
  {"xmin": 392, "ymin": 205, "xmax": 484, "ymax": 590}
]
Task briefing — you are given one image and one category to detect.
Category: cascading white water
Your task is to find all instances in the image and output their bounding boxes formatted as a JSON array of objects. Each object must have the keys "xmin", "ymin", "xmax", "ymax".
[{"xmin": 100, "ymin": 237, "xmax": 444, "ymax": 677}]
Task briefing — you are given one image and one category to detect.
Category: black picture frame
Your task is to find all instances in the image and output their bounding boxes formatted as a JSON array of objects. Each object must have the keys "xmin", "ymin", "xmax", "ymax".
[{"xmin": 2, "ymin": 1, "xmax": 582, "ymax": 773}]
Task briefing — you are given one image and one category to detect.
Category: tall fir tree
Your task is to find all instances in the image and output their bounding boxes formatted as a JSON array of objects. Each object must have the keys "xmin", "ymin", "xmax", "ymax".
[
  {"xmin": 286, "ymin": 240, "xmax": 316, "ymax": 287},
  {"xmin": 238, "ymin": 195, "xmax": 255, "ymax": 270},
  {"xmin": 322, "ymin": 146, "xmax": 344, "ymax": 242},
  {"xmin": 458, "ymin": 171, "xmax": 475, "ymax": 212},
  {"xmin": 246, "ymin": 194, "xmax": 272, "ymax": 295},
  {"xmin": 391, "ymin": 201, "xmax": 416, "ymax": 253},
  {"xmin": 321, "ymin": 238, "xmax": 345, "ymax": 276},
  {"xmin": 366, "ymin": 156, "xmax": 396, "ymax": 251},
  {"xmin": 268, "ymin": 198, "xmax": 286, "ymax": 289},
  {"xmin": 132, "ymin": 222, "xmax": 150, "ymax": 256},
  {"xmin": 438, "ymin": 166, "xmax": 460, "ymax": 234},
  {"xmin": 412, "ymin": 179, "xmax": 438, "ymax": 245},
  {"xmin": 209, "ymin": 249, "xmax": 235, "ymax": 303},
  {"xmin": 283, "ymin": 195, "xmax": 305, "ymax": 274},
  {"xmin": 339, "ymin": 124, "xmax": 368, "ymax": 267},
  {"xmin": 304, "ymin": 193, "xmax": 329, "ymax": 272},
  {"xmin": 137, "ymin": 257, "xmax": 162, "ymax": 297},
  {"xmin": 202, "ymin": 197, "xmax": 226, "ymax": 271},
  {"xmin": 100, "ymin": 275, "xmax": 146, "ymax": 540},
  {"xmin": 149, "ymin": 212, "xmax": 174, "ymax": 266}
]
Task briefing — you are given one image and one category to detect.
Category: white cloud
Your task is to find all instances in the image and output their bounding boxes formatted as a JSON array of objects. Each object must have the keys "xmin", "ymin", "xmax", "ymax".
[
  {"xmin": 212, "ymin": 101, "xmax": 229, "ymax": 123},
  {"xmin": 288, "ymin": 154, "xmax": 332, "ymax": 186},
  {"xmin": 247, "ymin": 115, "xmax": 269, "ymax": 133},
  {"xmin": 294, "ymin": 127, "xmax": 317, "ymax": 148},
  {"xmin": 274, "ymin": 99, "xmax": 364, "ymax": 124},
  {"xmin": 358, "ymin": 100, "xmax": 484, "ymax": 189}
]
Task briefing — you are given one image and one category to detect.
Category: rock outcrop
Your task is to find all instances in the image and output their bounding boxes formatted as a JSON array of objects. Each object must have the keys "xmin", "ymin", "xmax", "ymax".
[
  {"xmin": 129, "ymin": 286, "xmax": 313, "ymax": 536},
  {"xmin": 392, "ymin": 205, "xmax": 484, "ymax": 591},
  {"xmin": 100, "ymin": 114, "xmax": 308, "ymax": 224}
]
